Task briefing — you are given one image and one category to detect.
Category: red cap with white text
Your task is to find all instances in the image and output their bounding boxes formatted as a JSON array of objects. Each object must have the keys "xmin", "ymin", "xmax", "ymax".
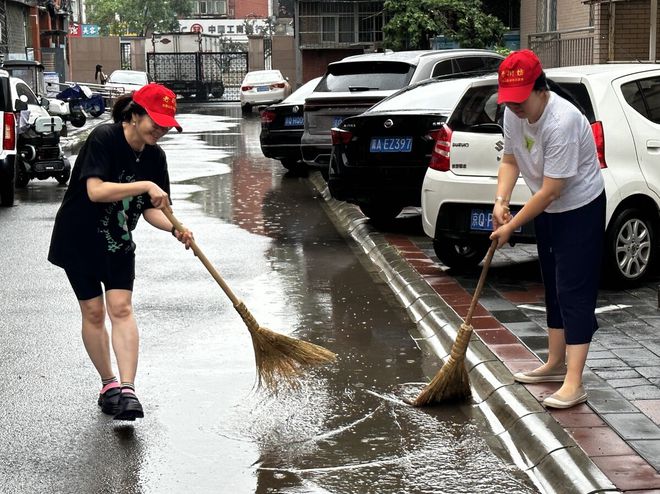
[
  {"xmin": 133, "ymin": 83, "xmax": 182, "ymax": 132},
  {"xmin": 497, "ymin": 50, "xmax": 543, "ymax": 104}
]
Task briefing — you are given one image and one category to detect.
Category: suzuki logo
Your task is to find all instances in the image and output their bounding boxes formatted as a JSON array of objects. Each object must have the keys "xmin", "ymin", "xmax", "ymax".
[
  {"xmin": 495, "ymin": 140, "xmax": 504, "ymax": 152},
  {"xmin": 383, "ymin": 119, "xmax": 394, "ymax": 128}
]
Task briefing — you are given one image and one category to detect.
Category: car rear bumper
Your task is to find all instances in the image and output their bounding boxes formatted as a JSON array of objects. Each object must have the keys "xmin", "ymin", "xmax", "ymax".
[
  {"xmin": 260, "ymin": 143, "xmax": 302, "ymax": 161},
  {"xmin": 328, "ymin": 163, "xmax": 427, "ymax": 206},
  {"xmin": 301, "ymin": 143, "xmax": 331, "ymax": 168}
]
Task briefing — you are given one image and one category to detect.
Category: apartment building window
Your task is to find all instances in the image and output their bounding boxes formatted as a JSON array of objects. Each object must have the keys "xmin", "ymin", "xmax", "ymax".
[
  {"xmin": 537, "ymin": 0, "xmax": 557, "ymax": 32},
  {"xmin": 194, "ymin": 0, "xmax": 227, "ymax": 15},
  {"xmin": 300, "ymin": 1, "xmax": 384, "ymax": 48}
]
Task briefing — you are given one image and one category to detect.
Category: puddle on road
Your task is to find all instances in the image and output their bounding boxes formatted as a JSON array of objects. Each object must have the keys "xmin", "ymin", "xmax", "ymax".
[{"xmin": 173, "ymin": 109, "xmax": 539, "ymax": 493}]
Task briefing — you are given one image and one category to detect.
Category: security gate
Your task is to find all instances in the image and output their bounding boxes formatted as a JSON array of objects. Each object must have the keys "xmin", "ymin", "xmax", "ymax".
[{"xmin": 147, "ymin": 52, "xmax": 248, "ymax": 101}]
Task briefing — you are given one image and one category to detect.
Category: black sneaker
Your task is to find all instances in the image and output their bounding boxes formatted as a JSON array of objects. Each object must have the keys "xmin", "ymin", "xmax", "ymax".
[
  {"xmin": 113, "ymin": 393, "xmax": 144, "ymax": 421},
  {"xmin": 97, "ymin": 387, "xmax": 121, "ymax": 415}
]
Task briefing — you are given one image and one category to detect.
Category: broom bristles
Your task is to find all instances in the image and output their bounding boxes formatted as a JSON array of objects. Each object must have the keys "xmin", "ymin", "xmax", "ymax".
[
  {"xmin": 234, "ymin": 300, "xmax": 336, "ymax": 393},
  {"xmin": 412, "ymin": 323, "xmax": 473, "ymax": 407}
]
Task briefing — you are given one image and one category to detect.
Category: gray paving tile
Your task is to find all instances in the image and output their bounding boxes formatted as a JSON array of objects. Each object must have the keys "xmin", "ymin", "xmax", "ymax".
[
  {"xmin": 476, "ymin": 296, "xmax": 517, "ymax": 311},
  {"xmin": 608, "ymin": 378, "xmax": 652, "ymax": 388},
  {"xmin": 639, "ymin": 341, "xmax": 660, "ymax": 357},
  {"xmin": 637, "ymin": 366, "xmax": 660, "ymax": 379},
  {"xmin": 504, "ymin": 321, "xmax": 544, "ymax": 337},
  {"xmin": 587, "ymin": 387, "xmax": 640, "ymax": 413},
  {"xmin": 611, "ymin": 347, "xmax": 660, "ymax": 366},
  {"xmin": 601, "ymin": 412, "xmax": 660, "ymax": 440},
  {"xmin": 619, "ymin": 324, "xmax": 660, "ymax": 340},
  {"xmin": 519, "ymin": 335, "xmax": 547, "ymax": 354},
  {"xmin": 490, "ymin": 309, "xmax": 532, "ymax": 323},
  {"xmin": 629, "ymin": 439, "xmax": 660, "ymax": 471},
  {"xmin": 593, "ymin": 368, "xmax": 642, "ymax": 380},
  {"xmin": 586, "ymin": 358, "xmax": 629, "ymax": 369},
  {"xmin": 593, "ymin": 332, "xmax": 641, "ymax": 350},
  {"xmin": 618, "ymin": 385, "xmax": 660, "ymax": 400},
  {"xmin": 587, "ymin": 350, "xmax": 617, "ymax": 359}
]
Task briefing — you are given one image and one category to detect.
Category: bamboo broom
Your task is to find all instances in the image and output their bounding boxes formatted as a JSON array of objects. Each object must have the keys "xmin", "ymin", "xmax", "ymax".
[
  {"xmin": 163, "ymin": 208, "xmax": 337, "ymax": 393},
  {"xmin": 413, "ymin": 239, "xmax": 498, "ymax": 406}
]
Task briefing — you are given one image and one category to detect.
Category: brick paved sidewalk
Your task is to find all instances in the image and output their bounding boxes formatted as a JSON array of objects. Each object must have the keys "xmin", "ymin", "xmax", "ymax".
[{"xmin": 392, "ymin": 234, "xmax": 660, "ymax": 492}]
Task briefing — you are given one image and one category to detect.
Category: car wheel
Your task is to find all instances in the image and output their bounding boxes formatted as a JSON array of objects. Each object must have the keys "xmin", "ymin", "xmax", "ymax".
[
  {"xmin": 433, "ymin": 235, "xmax": 490, "ymax": 270},
  {"xmin": 15, "ymin": 162, "xmax": 29, "ymax": 188},
  {"xmin": 56, "ymin": 165, "xmax": 71, "ymax": 185},
  {"xmin": 358, "ymin": 202, "xmax": 402, "ymax": 223},
  {"xmin": 0, "ymin": 167, "xmax": 15, "ymax": 207},
  {"xmin": 241, "ymin": 104, "xmax": 251, "ymax": 115},
  {"xmin": 70, "ymin": 111, "xmax": 86, "ymax": 128},
  {"xmin": 280, "ymin": 159, "xmax": 307, "ymax": 175},
  {"xmin": 603, "ymin": 208, "xmax": 655, "ymax": 287}
]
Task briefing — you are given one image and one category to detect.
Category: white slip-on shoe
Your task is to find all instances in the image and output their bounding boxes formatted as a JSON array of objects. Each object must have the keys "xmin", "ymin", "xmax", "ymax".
[
  {"xmin": 542, "ymin": 386, "xmax": 588, "ymax": 409},
  {"xmin": 513, "ymin": 367, "xmax": 567, "ymax": 383}
]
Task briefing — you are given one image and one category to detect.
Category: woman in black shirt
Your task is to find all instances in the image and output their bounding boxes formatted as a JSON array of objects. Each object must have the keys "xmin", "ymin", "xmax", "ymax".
[{"xmin": 49, "ymin": 83, "xmax": 193, "ymax": 421}]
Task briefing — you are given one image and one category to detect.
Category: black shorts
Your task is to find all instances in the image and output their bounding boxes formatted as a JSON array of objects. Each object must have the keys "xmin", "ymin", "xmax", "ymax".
[{"xmin": 65, "ymin": 257, "xmax": 135, "ymax": 301}]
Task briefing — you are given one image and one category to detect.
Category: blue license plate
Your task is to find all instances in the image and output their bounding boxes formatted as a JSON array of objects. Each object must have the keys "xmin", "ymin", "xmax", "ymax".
[
  {"xmin": 332, "ymin": 116, "xmax": 344, "ymax": 127},
  {"xmin": 257, "ymin": 86, "xmax": 269, "ymax": 92},
  {"xmin": 369, "ymin": 137, "xmax": 413, "ymax": 153},
  {"xmin": 470, "ymin": 208, "xmax": 521, "ymax": 232},
  {"xmin": 284, "ymin": 116, "xmax": 304, "ymax": 127}
]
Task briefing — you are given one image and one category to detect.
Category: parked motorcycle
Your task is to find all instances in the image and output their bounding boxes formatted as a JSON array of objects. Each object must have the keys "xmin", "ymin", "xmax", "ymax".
[
  {"xmin": 55, "ymin": 83, "xmax": 106, "ymax": 128},
  {"xmin": 15, "ymin": 96, "xmax": 71, "ymax": 187}
]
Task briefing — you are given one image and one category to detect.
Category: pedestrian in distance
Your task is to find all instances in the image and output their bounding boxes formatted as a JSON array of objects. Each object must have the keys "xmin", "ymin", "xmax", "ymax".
[
  {"xmin": 490, "ymin": 49, "xmax": 606, "ymax": 409},
  {"xmin": 95, "ymin": 64, "xmax": 108, "ymax": 85},
  {"xmin": 48, "ymin": 83, "xmax": 193, "ymax": 421}
]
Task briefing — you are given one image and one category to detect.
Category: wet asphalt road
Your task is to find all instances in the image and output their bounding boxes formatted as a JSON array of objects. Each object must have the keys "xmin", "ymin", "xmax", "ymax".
[{"xmin": 0, "ymin": 105, "xmax": 537, "ymax": 493}]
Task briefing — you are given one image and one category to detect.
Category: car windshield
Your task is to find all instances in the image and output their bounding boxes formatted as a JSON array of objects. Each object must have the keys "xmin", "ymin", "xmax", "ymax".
[
  {"xmin": 108, "ymin": 71, "xmax": 147, "ymax": 84},
  {"xmin": 245, "ymin": 71, "xmax": 283, "ymax": 83},
  {"xmin": 280, "ymin": 77, "xmax": 321, "ymax": 104},
  {"xmin": 315, "ymin": 61, "xmax": 415, "ymax": 92},
  {"xmin": 367, "ymin": 78, "xmax": 471, "ymax": 113}
]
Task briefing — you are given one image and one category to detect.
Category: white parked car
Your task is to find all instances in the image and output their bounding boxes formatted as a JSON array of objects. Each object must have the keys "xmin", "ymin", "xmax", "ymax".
[
  {"xmin": 239, "ymin": 69, "xmax": 291, "ymax": 114},
  {"xmin": 421, "ymin": 64, "xmax": 660, "ymax": 287},
  {"xmin": 105, "ymin": 70, "xmax": 152, "ymax": 94}
]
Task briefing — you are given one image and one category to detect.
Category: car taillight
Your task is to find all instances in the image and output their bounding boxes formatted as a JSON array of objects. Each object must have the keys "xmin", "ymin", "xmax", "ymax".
[
  {"xmin": 429, "ymin": 124, "xmax": 452, "ymax": 171},
  {"xmin": 3, "ymin": 112, "xmax": 15, "ymax": 150},
  {"xmin": 261, "ymin": 110, "xmax": 276, "ymax": 124},
  {"xmin": 331, "ymin": 128, "xmax": 353, "ymax": 145},
  {"xmin": 271, "ymin": 82, "xmax": 285, "ymax": 89},
  {"xmin": 590, "ymin": 121, "xmax": 607, "ymax": 169},
  {"xmin": 241, "ymin": 85, "xmax": 253, "ymax": 91}
]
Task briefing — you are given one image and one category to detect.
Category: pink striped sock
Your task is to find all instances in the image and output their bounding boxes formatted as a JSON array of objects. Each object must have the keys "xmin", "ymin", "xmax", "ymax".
[{"xmin": 100, "ymin": 382, "xmax": 120, "ymax": 394}]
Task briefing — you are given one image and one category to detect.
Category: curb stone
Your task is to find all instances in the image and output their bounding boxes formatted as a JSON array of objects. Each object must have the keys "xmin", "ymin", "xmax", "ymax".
[{"xmin": 309, "ymin": 172, "xmax": 619, "ymax": 494}]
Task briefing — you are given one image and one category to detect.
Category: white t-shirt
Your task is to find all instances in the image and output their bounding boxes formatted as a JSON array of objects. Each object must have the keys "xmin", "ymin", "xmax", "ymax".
[{"xmin": 502, "ymin": 91, "xmax": 604, "ymax": 213}]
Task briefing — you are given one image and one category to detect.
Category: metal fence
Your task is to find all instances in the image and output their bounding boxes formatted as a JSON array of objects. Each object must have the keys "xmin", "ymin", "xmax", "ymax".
[
  {"xmin": 529, "ymin": 27, "xmax": 595, "ymax": 68},
  {"xmin": 147, "ymin": 52, "xmax": 248, "ymax": 101}
]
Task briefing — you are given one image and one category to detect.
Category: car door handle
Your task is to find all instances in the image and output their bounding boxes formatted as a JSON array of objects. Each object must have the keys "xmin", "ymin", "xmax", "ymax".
[{"xmin": 647, "ymin": 140, "xmax": 660, "ymax": 151}]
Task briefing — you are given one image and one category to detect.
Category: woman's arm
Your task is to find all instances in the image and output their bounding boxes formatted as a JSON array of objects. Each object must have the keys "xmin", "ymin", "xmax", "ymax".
[
  {"xmin": 143, "ymin": 208, "xmax": 194, "ymax": 249},
  {"xmin": 86, "ymin": 177, "xmax": 169, "ymax": 208},
  {"xmin": 492, "ymin": 154, "xmax": 520, "ymax": 229},
  {"xmin": 491, "ymin": 175, "xmax": 565, "ymax": 248}
]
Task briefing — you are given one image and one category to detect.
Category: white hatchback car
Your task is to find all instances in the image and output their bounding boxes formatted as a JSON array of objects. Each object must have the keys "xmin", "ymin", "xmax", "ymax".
[
  {"xmin": 240, "ymin": 69, "xmax": 291, "ymax": 114},
  {"xmin": 421, "ymin": 64, "xmax": 660, "ymax": 287}
]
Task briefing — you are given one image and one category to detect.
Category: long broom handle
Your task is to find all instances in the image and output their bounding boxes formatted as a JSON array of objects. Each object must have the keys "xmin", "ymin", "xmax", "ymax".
[
  {"xmin": 464, "ymin": 239, "xmax": 498, "ymax": 325},
  {"xmin": 162, "ymin": 208, "xmax": 241, "ymax": 306}
]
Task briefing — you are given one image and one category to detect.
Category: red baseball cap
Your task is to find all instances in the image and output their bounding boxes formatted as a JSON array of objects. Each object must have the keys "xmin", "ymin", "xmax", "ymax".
[
  {"xmin": 133, "ymin": 83, "xmax": 182, "ymax": 132},
  {"xmin": 497, "ymin": 50, "xmax": 543, "ymax": 104}
]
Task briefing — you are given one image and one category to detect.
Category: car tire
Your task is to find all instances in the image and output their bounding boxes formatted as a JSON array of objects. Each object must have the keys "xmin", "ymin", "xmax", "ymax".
[
  {"xmin": 0, "ymin": 167, "xmax": 15, "ymax": 207},
  {"xmin": 70, "ymin": 111, "xmax": 86, "ymax": 128},
  {"xmin": 603, "ymin": 207, "xmax": 656, "ymax": 287},
  {"xmin": 241, "ymin": 104, "xmax": 251, "ymax": 115},
  {"xmin": 56, "ymin": 165, "xmax": 71, "ymax": 185},
  {"xmin": 433, "ymin": 235, "xmax": 490, "ymax": 270},
  {"xmin": 15, "ymin": 162, "xmax": 29, "ymax": 188},
  {"xmin": 358, "ymin": 202, "xmax": 402, "ymax": 223}
]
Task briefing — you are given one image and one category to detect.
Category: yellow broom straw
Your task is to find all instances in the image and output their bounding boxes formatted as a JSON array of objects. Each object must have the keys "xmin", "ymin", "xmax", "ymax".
[
  {"xmin": 163, "ymin": 208, "xmax": 337, "ymax": 393},
  {"xmin": 413, "ymin": 239, "xmax": 498, "ymax": 406}
]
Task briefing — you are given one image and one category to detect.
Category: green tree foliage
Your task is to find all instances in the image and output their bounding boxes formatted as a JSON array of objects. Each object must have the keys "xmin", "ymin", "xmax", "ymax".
[
  {"xmin": 86, "ymin": 0, "xmax": 193, "ymax": 37},
  {"xmin": 383, "ymin": 0, "xmax": 506, "ymax": 50}
]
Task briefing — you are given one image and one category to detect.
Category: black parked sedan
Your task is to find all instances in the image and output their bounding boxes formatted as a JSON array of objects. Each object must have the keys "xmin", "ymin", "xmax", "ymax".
[
  {"xmin": 327, "ymin": 76, "xmax": 479, "ymax": 222},
  {"xmin": 260, "ymin": 76, "xmax": 321, "ymax": 173}
]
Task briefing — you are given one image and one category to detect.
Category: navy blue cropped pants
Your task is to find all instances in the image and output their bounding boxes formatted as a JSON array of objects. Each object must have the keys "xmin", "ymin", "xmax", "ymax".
[{"xmin": 533, "ymin": 191, "xmax": 606, "ymax": 345}]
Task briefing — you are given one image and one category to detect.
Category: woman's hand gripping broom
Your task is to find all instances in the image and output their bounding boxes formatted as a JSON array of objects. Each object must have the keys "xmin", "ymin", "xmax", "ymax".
[
  {"xmin": 163, "ymin": 208, "xmax": 337, "ymax": 393},
  {"xmin": 412, "ymin": 239, "xmax": 498, "ymax": 406}
]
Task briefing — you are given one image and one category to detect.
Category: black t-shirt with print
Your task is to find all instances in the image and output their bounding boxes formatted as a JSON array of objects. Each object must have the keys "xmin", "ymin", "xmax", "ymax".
[{"xmin": 48, "ymin": 122, "xmax": 170, "ymax": 274}]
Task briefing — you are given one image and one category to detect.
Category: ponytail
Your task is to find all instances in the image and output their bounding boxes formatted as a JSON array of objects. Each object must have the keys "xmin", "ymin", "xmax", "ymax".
[{"xmin": 111, "ymin": 93, "xmax": 147, "ymax": 123}]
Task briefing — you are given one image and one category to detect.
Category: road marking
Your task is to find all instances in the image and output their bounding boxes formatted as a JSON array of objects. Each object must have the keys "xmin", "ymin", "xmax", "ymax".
[{"xmin": 517, "ymin": 303, "xmax": 632, "ymax": 313}]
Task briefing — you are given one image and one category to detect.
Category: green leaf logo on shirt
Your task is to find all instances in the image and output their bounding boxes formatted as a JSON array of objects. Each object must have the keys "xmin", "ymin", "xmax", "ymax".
[{"xmin": 524, "ymin": 135, "xmax": 535, "ymax": 152}]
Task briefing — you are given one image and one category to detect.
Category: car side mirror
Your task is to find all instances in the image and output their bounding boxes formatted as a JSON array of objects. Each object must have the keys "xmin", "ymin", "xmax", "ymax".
[
  {"xmin": 40, "ymin": 97, "xmax": 50, "ymax": 110},
  {"xmin": 14, "ymin": 98, "xmax": 27, "ymax": 111}
]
